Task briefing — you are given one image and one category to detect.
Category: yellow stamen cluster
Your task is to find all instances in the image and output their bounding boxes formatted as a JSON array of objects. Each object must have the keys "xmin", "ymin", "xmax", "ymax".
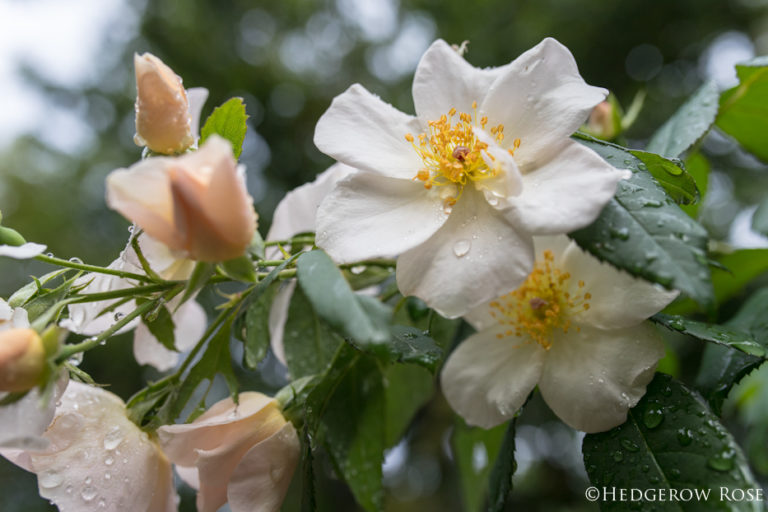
[
  {"xmin": 490, "ymin": 250, "xmax": 591, "ymax": 350},
  {"xmin": 404, "ymin": 102, "xmax": 520, "ymax": 209}
]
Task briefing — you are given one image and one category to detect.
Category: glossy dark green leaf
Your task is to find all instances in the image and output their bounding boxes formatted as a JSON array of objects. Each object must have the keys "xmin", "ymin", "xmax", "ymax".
[
  {"xmin": 311, "ymin": 347, "xmax": 385, "ymax": 512},
  {"xmin": 696, "ymin": 288, "xmax": 768, "ymax": 414},
  {"xmin": 384, "ymin": 363, "xmax": 433, "ymax": 447},
  {"xmin": 629, "ymin": 149, "xmax": 699, "ymax": 205},
  {"xmin": 583, "ymin": 374, "xmax": 759, "ymax": 512},
  {"xmin": 385, "ymin": 325, "xmax": 442, "ymax": 373},
  {"xmin": 488, "ymin": 420, "xmax": 517, "ymax": 512},
  {"xmin": 646, "ymin": 80, "xmax": 719, "ymax": 158},
  {"xmin": 717, "ymin": 57, "xmax": 768, "ymax": 162},
  {"xmin": 200, "ymin": 97, "xmax": 248, "ymax": 159},
  {"xmin": 141, "ymin": 303, "xmax": 176, "ymax": 351},
  {"xmin": 242, "ymin": 281, "xmax": 277, "ymax": 370},
  {"xmin": 571, "ymin": 136, "xmax": 713, "ymax": 308},
  {"xmin": 283, "ymin": 285, "xmax": 343, "ymax": 379},
  {"xmin": 296, "ymin": 250, "xmax": 391, "ymax": 346},
  {"xmin": 752, "ymin": 197, "xmax": 768, "ymax": 236},
  {"xmin": 653, "ymin": 313, "xmax": 766, "ymax": 358},
  {"xmin": 453, "ymin": 421, "xmax": 507, "ymax": 512}
]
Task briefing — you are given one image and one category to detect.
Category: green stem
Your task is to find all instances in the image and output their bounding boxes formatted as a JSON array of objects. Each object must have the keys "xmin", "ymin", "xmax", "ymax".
[
  {"xmin": 68, "ymin": 282, "xmax": 179, "ymax": 303},
  {"xmin": 264, "ymin": 237, "xmax": 315, "ymax": 247},
  {"xmin": 339, "ymin": 258, "xmax": 396, "ymax": 269},
  {"xmin": 36, "ymin": 254, "xmax": 154, "ymax": 283}
]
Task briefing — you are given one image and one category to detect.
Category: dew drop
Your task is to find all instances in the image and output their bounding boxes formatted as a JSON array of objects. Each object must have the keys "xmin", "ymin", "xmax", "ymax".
[
  {"xmin": 642, "ymin": 407, "xmax": 664, "ymax": 429},
  {"xmin": 84, "ymin": 477, "xmax": 92, "ymax": 485},
  {"xmin": 103, "ymin": 426, "xmax": 124, "ymax": 450},
  {"xmin": 621, "ymin": 439, "xmax": 639, "ymax": 452},
  {"xmin": 676, "ymin": 428, "xmax": 694, "ymax": 446},
  {"xmin": 98, "ymin": 498, "xmax": 107, "ymax": 508},
  {"xmin": 105, "ymin": 455, "xmax": 114, "ymax": 466},
  {"xmin": 65, "ymin": 485, "xmax": 73, "ymax": 494},
  {"xmin": 68, "ymin": 257, "xmax": 83, "ymax": 264},
  {"xmin": 612, "ymin": 450, "xmax": 624, "ymax": 462},
  {"xmin": 670, "ymin": 468, "xmax": 681, "ymax": 479},
  {"xmin": 39, "ymin": 470, "xmax": 64, "ymax": 489},
  {"xmin": 104, "ymin": 472, "xmax": 111, "ymax": 480},
  {"xmin": 453, "ymin": 239, "xmax": 471, "ymax": 258},
  {"xmin": 80, "ymin": 485, "xmax": 97, "ymax": 502},
  {"xmin": 350, "ymin": 265, "xmax": 366, "ymax": 275},
  {"xmin": 707, "ymin": 450, "xmax": 735, "ymax": 472}
]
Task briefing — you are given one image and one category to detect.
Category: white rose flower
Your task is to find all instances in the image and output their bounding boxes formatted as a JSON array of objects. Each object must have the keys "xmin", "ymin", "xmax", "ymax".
[
  {"xmin": 314, "ymin": 38, "xmax": 629, "ymax": 317},
  {"xmin": 440, "ymin": 235, "xmax": 679, "ymax": 433}
]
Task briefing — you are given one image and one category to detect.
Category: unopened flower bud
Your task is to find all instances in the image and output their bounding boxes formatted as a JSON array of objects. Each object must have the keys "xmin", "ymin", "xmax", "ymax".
[
  {"xmin": 585, "ymin": 100, "xmax": 621, "ymax": 140},
  {"xmin": 134, "ymin": 52, "xmax": 195, "ymax": 154},
  {"xmin": 106, "ymin": 135, "xmax": 258, "ymax": 262},
  {"xmin": 0, "ymin": 328, "xmax": 45, "ymax": 392}
]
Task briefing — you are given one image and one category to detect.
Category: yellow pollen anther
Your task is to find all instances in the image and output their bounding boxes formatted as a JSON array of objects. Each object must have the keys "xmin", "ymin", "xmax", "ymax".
[
  {"xmin": 489, "ymin": 250, "xmax": 591, "ymax": 350},
  {"xmin": 406, "ymin": 103, "xmax": 517, "ymax": 209}
]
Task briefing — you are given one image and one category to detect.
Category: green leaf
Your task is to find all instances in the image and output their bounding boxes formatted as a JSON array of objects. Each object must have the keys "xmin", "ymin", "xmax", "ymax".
[
  {"xmin": 628, "ymin": 149, "xmax": 699, "ymax": 205},
  {"xmin": 680, "ymin": 152, "xmax": 710, "ymax": 219},
  {"xmin": 752, "ymin": 197, "xmax": 768, "ymax": 236},
  {"xmin": 647, "ymin": 80, "xmax": 719, "ymax": 158},
  {"xmin": 8, "ymin": 268, "xmax": 71, "ymax": 307},
  {"xmin": 242, "ymin": 281, "xmax": 277, "ymax": 370},
  {"xmin": 696, "ymin": 288, "xmax": 768, "ymax": 414},
  {"xmin": 200, "ymin": 97, "xmax": 248, "ymax": 159},
  {"xmin": 312, "ymin": 349, "xmax": 385, "ymax": 512},
  {"xmin": 583, "ymin": 373, "xmax": 760, "ymax": 512},
  {"xmin": 296, "ymin": 250, "xmax": 391, "ymax": 346},
  {"xmin": 385, "ymin": 325, "xmax": 443, "ymax": 373},
  {"xmin": 141, "ymin": 303, "xmax": 176, "ymax": 352},
  {"xmin": 453, "ymin": 421, "xmax": 507, "ymax": 512},
  {"xmin": 717, "ymin": 57, "xmax": 768, "ymax": 162},
  {"xmin": 570, "ymin": 135, "xmax": 713, "ymax": 309},
  {"xmin": 179, "ymin": 261, "xmax": 215, "ymax": 307},
  {"xmin": 247, "ymin": 230, "xmax": 266, "ymax": 260},
  {"xmin": 219, "ymin": 255, "xmax": 257, "ymax": 283},
  {"xmin": 653, "ymin": 313, "xmax": 766, "ymax": 357},
  {"xmin": 384, "ymin": 363, "xmax": 433, "ymax": 447},
  {"xmin": 283, "ymin": 285, "xmax": 343, "ymax": 379},
  {"xmin": 488, "ymin": 420, "xmax": 517, "ymax": 512}
]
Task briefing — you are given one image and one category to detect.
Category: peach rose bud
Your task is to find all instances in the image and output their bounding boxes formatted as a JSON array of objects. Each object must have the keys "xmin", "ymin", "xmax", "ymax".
[
  {"xmin": 134, "ymin": 52, "xmax": 195, "ymax": 154},
  {"xmin": 0, "ymin": 328, "xmax": 45, "ymax": 392},
  {"xmin": 106, "ymin": 135, "xmax": 258, "ymax": 262}
]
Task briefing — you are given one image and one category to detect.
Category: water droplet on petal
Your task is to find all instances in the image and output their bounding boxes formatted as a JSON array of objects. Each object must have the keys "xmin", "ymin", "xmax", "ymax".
[
  {"xmin": 39, "ymin": 470, "xmax": 64, "ymax": 489},
  {"xmin": 80, "ymin": 485, "xmax": 97, "ymax": 502},
  {"xmin": 103, "ymin": 426, "xmax": 124, "ymax": 450},
  {"xmin": 453, "ymin": 239, "xmax": 471, "ymax": 257}
]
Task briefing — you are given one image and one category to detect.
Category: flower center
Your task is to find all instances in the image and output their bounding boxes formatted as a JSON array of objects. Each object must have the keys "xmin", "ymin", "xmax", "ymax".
[
  {"xmin": 405, "ymin": 102, "xmax": 520, "ymax": 210},
  {"xmin": 489, "ymin": 250, "xmax": 591, "ymax": 350}
]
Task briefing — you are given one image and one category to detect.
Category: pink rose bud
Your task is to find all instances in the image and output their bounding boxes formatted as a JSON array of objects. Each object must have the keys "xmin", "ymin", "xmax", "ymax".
[
  {"xmin": 0, "ymin": 328, "xmax": 45, "ymax": 392},
  {"xmin": 106, "ymin": 135, "xmax": 258, "ymax": 262},
  {"xmin": 586, "ymin": 100, "xmax": 619, "ymax": 140},
  {"xmin": 134, "ymin": 52, "xmax": 195, "ymax": 154}
]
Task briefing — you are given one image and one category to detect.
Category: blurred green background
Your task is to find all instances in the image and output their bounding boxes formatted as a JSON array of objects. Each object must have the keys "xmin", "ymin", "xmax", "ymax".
[{"xmin": 2, "ymin": 0, "xmax": 768, "ymax": 510}]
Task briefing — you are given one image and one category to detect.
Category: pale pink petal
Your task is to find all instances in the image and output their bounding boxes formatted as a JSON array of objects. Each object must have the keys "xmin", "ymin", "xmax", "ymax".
[
  {"xmin": 503, "ymin": 142, "xmax": 629, "ymax": 234},
  {"xmin": 106, "ymin": 157, "xmax": 183, "ymax": 251},
  {"xmin": 413, "ymin": 39, "xmax": 513, "ymax": 122},
  {"xmin": 0, "ymin": 373, "xmax": 67, "ymax": 452},
  {"xmin": 441, "ymin": 326, "xmax": 545, "ymax": 428},
  {"xmin": 560, "ymin": 240, "xmax": 679, "ymax": 330},
  {"xmin": 0, "ymin": 299, "xmax": 12, "ymax": 322},
  {"xmin": 314, "ymin": 84, "xmax": 424, "ymax": 180},
  {"xmin": 480, "ymin": 38, "xmax": 607, "ymax": 171},
  {"xmin": 227, "ymin": 422, "xmax": 300, "ymax": 512},
  {"xmin": 315, "ymin": 172, "xmax": 448, "ymax": 263},
  {"xmin": 396, "ymin": 189, "xmax": 534, "ymax": 318},
  {"xmin": 538, "ymin": 323, "xmax": 665, "ymax": 433},
  {"xmin": 0, "ymin": 243, "xmax": 46, "ymax": 259},
  {"xmin": 133, "ymin": 300, "xmax": 206, "ymax": 371},
  {"xmin": 158, "ymin": 393, "xmax": 276, "ymax": 466}
]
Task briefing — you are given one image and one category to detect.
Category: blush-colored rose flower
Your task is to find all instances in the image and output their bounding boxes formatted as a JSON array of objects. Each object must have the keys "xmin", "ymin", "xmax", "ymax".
[
  {"xmin": 158, "ymin": 392, "xmax": 299, "ymax": 512},
  {"xmin": 440, "ymin": 236, "xmax": 678, "ymax": 433},
  {"xmin": 134, "ymin": 52, "xmax": 208, "ymax": 154},
  {"xmin": 106, "ymin": 135, "xmax": 258, "ymax": 262},
  {"xmin": 61, "ymin": 234, "xmax": 206, "ymax": 372},
  {"xmin": 1, "ymin": 381, "xmax": 177, "ymax": 511},
  {"xmin": 314, "ymin": 38, "xmax": 629, "ymax": 318}
]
